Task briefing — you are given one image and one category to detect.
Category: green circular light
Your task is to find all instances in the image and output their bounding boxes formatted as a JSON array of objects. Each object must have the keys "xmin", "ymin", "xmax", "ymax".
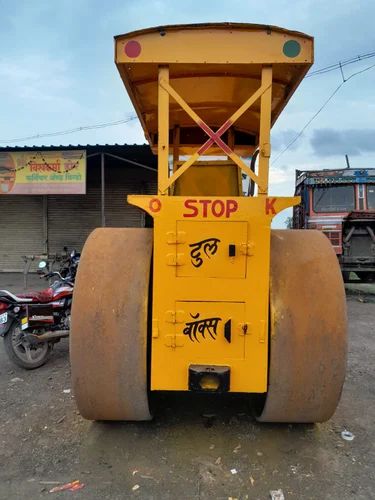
[{"xmin": 283, "ymin": 40, "xmax": 301, "ymax": 58}]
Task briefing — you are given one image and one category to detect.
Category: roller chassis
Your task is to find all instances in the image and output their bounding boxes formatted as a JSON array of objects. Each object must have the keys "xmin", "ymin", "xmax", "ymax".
[
  {"xmin": 70, "ymin": 22, "xmax": 347, "ymax": 423},
  {"xmin": 71, "ymin": 211, "xmax": 347, "ymax": 423}
]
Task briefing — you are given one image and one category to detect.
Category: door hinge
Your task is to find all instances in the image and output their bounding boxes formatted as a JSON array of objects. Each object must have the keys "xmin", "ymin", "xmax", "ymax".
[
  {"xmin": 165, "ymin": 310, "xmax": 185, "ymax": 324},
  {"xmin": 166, "ymin": 231, "xmax": 186, "ymax": 245},
  {"xmin": 166, "ymin": 253, "xmax": 185, "ymax": 266},
  {"xmin": 165, "ymin": 334, "xmax": 184, "ymax": 349}
]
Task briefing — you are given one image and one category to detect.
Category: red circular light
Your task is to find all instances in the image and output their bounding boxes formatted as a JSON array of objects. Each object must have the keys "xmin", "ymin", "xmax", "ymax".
[
  {"xmin": 149, "ymin": 198, "xmax": 161, "ymax": 213},
  {"xmin": 124, "ymin": 40, "xmax": 142, "ymax": 58}
]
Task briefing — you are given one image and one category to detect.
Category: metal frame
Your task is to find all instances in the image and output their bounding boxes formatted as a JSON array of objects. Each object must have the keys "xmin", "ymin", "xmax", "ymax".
[
  {"xmin": 157, "ymin": 66, "xmax": 273, "ymax": 195},
  {"xmin": 86, "ymin": 151, "xmax": 157, "ymax": 228}
]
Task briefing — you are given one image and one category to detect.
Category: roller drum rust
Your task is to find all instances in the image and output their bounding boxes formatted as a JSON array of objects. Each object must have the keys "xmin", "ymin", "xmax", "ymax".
[
  {"xmin": 70, "ymin": 228, "xmax": 152, "ymax": 421},
  {"xmin": 257, "ymin": 230, "xmax": 347, "ymax": 423}
]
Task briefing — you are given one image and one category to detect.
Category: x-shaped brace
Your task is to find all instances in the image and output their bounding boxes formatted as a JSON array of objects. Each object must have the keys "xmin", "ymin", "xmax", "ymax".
[{"xmin": 159, "ymin": 78, "xmax": 271, "ymax": 193}]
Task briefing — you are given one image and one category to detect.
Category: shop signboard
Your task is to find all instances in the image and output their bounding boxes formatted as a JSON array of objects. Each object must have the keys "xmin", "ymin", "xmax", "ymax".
[{"xmin": 0, "ymin": 150, "xmax": 86, "ymax": 195}]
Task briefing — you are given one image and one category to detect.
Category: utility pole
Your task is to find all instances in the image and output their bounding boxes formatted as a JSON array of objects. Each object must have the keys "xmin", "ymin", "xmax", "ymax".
[{"xmin": 345, "ymin": 154, "xmax": 351, "ymax": 169}]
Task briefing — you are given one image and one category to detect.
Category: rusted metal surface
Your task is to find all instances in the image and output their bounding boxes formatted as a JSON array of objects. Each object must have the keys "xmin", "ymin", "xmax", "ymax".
[
  {"xmin": 257, "ymin": 230, "xmax": 347, "ymax": 423},
  {"xmin": 70, "ymin": 228, "xmax": 152, "ymax": 421}
]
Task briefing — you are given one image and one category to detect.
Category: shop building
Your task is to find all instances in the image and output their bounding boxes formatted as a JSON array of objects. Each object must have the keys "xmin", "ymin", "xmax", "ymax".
[{"xmin": 0, "ymin": 144, "xmax": 156, "ymax": 271}]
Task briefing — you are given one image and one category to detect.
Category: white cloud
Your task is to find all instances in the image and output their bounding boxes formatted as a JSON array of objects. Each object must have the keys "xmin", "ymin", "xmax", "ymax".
[{"xmin": 269, "ymin": 168, "xmax": 290, "ymax": 185}]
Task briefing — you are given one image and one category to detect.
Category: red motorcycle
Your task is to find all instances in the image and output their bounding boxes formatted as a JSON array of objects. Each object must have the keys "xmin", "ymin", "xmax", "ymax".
[{"xmin": 0, "ymin": 251, "xmax": 79, "ymax": 369}]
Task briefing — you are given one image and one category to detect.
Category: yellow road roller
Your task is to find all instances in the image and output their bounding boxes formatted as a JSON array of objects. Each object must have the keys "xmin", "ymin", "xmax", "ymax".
[{"xmin": 70, "ymin": 23, "xmax": 347, "ymax": 423}]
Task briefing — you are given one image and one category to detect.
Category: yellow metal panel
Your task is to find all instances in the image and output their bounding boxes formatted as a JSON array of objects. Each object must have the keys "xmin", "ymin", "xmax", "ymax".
[
  {"xmin": 173, "ymin": 162, "xmax": 241, "ymax": 196},
  {"xmin": 175, "ymin": 301, "xmax": 246, "ymax": 359},
  {"xmin": 129, "ymin": 194, "xmax": 300, "ymax": 393},
  {"xmin": 116, "ymin": 24, "xmax": 313, "ymax": 65}
]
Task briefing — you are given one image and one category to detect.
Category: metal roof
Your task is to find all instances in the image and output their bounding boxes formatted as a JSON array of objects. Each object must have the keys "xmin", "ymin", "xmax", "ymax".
[
  {"xmin": 0, "ymin": 143, "xmax": 158, "ymax": 169},
  {"xmin": 115, "ymin": 23, "xmax": 313, "ymax": 155},
  {"xmin": 296, "ymin": 167, "xmax": 375, "ymax": 187},
  {"xmin": 0, "ymin": 143, "xmax": 150, "ymax": 152},
  {"xmin": 114, "ymin": 22, "xmax": 313, "ymax": 41}
]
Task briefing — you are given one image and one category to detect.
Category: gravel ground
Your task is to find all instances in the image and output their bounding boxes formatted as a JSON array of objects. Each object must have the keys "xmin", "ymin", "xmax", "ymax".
[{"xmin": 0, "ymin": 274, "xmax": 374, "ymax": 499}]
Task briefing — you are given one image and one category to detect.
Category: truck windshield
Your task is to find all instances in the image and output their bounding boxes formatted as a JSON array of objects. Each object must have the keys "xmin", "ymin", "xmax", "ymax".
[
  {"xmin": 313, "ymin": 185, "xmax": 355, "ymax": 213},
  {"xmin": 367, "ymin": 185, "xmax": 375, "ymax": 209}
]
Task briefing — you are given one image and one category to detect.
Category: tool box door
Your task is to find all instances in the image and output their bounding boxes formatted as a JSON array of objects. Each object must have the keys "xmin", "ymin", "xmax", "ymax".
[
  {"xmin": 176, "ymin": 221, "xmax": 248, "ymax": 278},
  {"xmin": 175, "ymin": 301, "xmax": 245, "ymax": 360}
]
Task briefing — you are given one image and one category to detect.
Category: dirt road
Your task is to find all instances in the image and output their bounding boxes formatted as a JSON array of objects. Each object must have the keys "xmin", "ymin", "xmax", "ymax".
[{"xmin": 0, "ymin": 293, "xmax": 374, "ymax": 499}]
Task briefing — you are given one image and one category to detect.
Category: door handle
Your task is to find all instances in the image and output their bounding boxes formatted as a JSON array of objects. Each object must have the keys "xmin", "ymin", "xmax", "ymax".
[{"xmin": 228, "ymin": 244, "xmax": 236, "ymax": 257}]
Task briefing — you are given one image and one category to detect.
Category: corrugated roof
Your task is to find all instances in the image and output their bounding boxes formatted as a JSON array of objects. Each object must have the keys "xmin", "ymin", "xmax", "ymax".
[
  {"xmin": 0, "ymin": 143, "xmax": 158, "ymax": 169},
  {"xmin": 0, "ymin": 143, "xmax": 149, "ymax": 152}
]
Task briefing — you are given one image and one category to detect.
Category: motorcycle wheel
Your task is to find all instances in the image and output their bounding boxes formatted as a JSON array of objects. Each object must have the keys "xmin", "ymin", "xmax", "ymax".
[{"xmin": 4, "ymin": 323, "xmax": 52, "ymax": 370}]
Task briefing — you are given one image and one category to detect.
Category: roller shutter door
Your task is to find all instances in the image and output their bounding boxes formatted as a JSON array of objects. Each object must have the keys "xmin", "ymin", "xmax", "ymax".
[
  {"xmin": 47, "ymin": 187, "xmax": 101, "ymax": 254},
  {"xmin": 145, "ymin": 178, "xmax": 157, "ymax": 195},
  {"xmin": 105, "ymin": 168, "xmax": 144, "ymax": 228},
  {"xmin": 0, "ymin": 196, "xmax": 44, "ymax": 272},
  {"xmin": 47, "ymin": 162, "xmax": 101, "ymax": 253},
  {"xmin": 47, "ymin": 167, "xmax": 154, "ymax": 253}
]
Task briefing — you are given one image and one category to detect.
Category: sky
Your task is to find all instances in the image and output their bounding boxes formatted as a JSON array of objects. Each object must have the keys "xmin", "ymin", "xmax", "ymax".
[{"xmin": 0, "ymin": 0, "xmax": 374, "ymax": 226}]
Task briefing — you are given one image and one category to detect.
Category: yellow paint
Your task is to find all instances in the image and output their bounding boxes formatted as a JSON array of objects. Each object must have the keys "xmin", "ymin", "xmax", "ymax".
[
  {"xmin": 173, "ymin": 162, "xmax": 241, "ymax": 196},
  {"xmin": 115, "ymin": 23, "xmax": 313, "ymax": 153},
  {"xmin": 129, "ymin": 195, "xmax": 299, "ymax": 392},
  {"xmin": 157, "ymin": 66, "xmax": 170, "ymax": 194},
  {"xmin": 115, "ymin": 24, "xmax": 313, "ymax": 65},
  {"xmin": 258, "ymin": 66, "xmax": 273, "ymax": 195},
  {"xmin": 118, "ymin": 23, "xmax": 313, "ymax": 393}
]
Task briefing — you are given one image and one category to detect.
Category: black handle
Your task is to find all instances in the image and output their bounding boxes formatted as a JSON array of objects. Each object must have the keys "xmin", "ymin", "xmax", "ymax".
[{"xmin": 228, "ymin": 244, "xmax": 236, "ymax": 257}]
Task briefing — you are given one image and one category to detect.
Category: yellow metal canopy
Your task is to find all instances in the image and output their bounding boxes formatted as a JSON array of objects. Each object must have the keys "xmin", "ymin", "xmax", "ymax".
[{"xmin": 115, "ymin": 23, "xmax": 313, "ymax": 155}]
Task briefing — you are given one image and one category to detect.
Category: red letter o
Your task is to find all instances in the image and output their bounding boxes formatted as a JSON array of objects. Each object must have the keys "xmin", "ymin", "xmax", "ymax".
[{"xmin": 212, "ymin": 200, "xmax": 225, "ymax": 217}]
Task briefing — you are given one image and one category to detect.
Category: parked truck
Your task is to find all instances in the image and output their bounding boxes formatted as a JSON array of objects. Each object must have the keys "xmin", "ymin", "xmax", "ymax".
[{"xmin": 293, "ymin": 168, "xmax": 375, "ymax": 282}]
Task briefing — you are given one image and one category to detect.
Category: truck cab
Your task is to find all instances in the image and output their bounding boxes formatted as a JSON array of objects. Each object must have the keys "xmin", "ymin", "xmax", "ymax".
[{"xmin": 293, "ymin": 168, "xmax": 375, "ymax": 282}]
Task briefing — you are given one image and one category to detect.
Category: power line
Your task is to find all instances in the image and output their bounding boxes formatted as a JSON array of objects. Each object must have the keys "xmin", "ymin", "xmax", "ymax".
[
  {"xmin": 0, "ymin": 51, "xmax": 374, "ymax": 146},
  {"xmin": 305, "ymin": 51, "xmax": 375, "ymax": 78},
  {"xmin": 271, "ymin": 62, "xmax": 375, "ymax": 165},
  {"xmin": 271, "ymin": 83, "xmax": 344, "ymax": 164},
  {"xmin": 344, "ymin": 61, "xmax": 375, "ymax": 81},
  {"xmin": 0, "ymin": 115, "xmax": 137, "ymax": 144}
]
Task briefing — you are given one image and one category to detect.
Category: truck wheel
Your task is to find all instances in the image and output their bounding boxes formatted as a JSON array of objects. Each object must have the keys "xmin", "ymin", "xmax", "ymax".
[
  {"xmin": 357, "ymin": 272, "xmax": 374, "ymax": 283},
  {"xmin": 256, "ymin": 230, "xmax": 347, "ymax": 423},
  {"xmin": 70, "ymin": 228, "xmax": 153, "ymax": 421},
  {"xmin": 342, "ymin": 271, "xmax": 350, "ymax": 282}
]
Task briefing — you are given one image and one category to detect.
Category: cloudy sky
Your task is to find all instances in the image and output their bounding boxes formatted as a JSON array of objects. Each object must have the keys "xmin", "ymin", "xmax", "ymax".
[{"xmin": 0, "ymin": 0, "xmax": 374, "ymax": 225}]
